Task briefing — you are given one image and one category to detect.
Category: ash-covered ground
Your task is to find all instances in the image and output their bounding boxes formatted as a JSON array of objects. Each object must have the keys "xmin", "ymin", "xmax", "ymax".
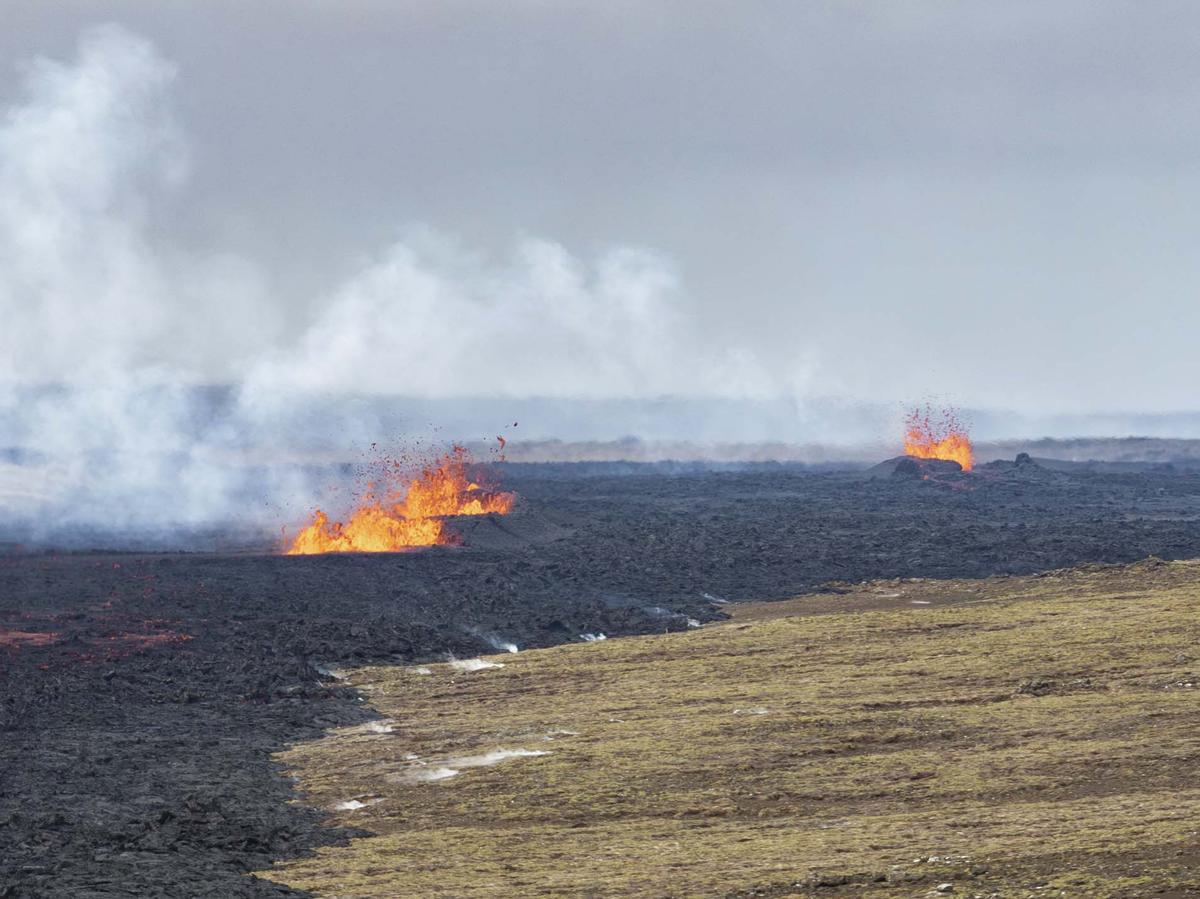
[{"xmin": 4, "ymin": 457, "xmax": 1200, "ymax": 897}]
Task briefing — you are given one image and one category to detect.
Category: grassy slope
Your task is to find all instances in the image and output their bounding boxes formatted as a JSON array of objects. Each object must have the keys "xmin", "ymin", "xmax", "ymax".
[{"xmin": 258, "ymin": 560, "xmax": 1200, "ymax": 897}]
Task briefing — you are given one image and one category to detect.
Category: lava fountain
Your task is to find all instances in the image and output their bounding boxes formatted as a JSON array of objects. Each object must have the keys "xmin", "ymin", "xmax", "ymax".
[
  {"xmin": 286, "ymin": 445, "xmax": 516, "ymax": 554},
  {"xmin": 903, "ymin": 405, "xmax": 974, "ymax": 472}
]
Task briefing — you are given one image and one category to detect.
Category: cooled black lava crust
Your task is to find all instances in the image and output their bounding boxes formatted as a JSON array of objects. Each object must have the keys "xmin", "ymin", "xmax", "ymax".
[{"xmin": 4, "ymin": 461, "xmax": 1200, "ymax": 897}]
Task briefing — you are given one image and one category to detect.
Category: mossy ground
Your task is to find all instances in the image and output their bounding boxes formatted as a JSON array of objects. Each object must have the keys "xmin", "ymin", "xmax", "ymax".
[{"xmin": 259, "ymin": 560, "xmax": 1200, "ymax": 897}]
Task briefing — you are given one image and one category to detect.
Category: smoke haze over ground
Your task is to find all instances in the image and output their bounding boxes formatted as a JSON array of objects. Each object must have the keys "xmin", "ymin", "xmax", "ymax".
[
  {"xmin": 2, "ymin": 14, "xmax": 1200, "ymax": 538},
  {"xmin": 0, "ymin": 26, "xmax": 784, "ymax": 536}
]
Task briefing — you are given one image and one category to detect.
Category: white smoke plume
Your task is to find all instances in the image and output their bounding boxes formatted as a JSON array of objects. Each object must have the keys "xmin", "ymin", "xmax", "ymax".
[
  {"xmin": 8, "ymin": 26, "xmax": 1175, "ymax": 544},
  {"xmin": 1, "ymin": 25, "xmax": 773, "ymax": 395},
  {"xmin": 244, "ymin": 232, "xmax": 773, "ymax": 401},
  {"xmin": 0, "ymin": 25, "xmax": 276, "ymax": 385},
  {"xmin": 0, "ymin": 25, "xmax": 791, "ymax": 542}
]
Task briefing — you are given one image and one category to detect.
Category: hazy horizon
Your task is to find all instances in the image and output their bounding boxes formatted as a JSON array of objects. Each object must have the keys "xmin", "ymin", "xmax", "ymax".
[
  {"xmin": 5, "ymin": 5, "xmax": 1200, "ymax": 415},
  {"xmin": 5, "ymin": 5, "xmax": 1200, "ymax": 532}
]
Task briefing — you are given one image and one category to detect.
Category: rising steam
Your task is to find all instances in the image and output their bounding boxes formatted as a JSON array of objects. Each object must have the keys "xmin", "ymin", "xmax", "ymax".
[
  {"xmin": 0, "ymin": 25, "xmax": 785, "ymax": 542},
  {"xmin": 8, "ymin": 25, "xmax": 1162, "ymax": 545}
]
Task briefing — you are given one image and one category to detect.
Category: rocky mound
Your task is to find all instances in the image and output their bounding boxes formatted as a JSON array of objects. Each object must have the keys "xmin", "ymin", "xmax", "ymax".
[
  {"xmin": 865, "ymin": 455, "xmax": 964, "ymax": 479},
  {"xmin": 447, "ymin": 505, "xmax": 574, "ymax": 552},
  {"xmin": 978, "ymin": 452, "xmax": 1055, "ymax": 477}
]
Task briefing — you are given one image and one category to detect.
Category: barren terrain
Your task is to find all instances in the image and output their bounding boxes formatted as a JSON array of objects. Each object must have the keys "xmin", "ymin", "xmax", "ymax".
[
  {"xmin": 261, "ymin": 560, "xmax": 1200, "ymax": 897},
  {"xmin": 3, "ymin": 459, "xmax": 1200, "ymax": 896}
]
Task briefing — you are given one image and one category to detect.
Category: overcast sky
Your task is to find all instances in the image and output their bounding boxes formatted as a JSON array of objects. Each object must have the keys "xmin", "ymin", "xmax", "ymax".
[{"xmin": 5, "ymin": 1, "xmax": 1200, "ymax": 413}]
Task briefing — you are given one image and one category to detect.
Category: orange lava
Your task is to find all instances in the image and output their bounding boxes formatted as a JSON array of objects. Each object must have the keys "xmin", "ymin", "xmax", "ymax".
[
  {"xmin": 286, "ymin": 446, "xmax": 515, "ymax": 554},
  {"xmin": 903, "ymin": 405, "xmax": 975, "ymax": 472}
]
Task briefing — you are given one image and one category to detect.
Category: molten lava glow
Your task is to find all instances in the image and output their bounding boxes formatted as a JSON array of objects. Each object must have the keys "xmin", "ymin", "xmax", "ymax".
[
  {"xmin": 286, "ymin": 446, "xmax": 515, "ymax": 554},
  {"xmin": 904, "ymin": 406, "xmax": 975, "ymax": 472}
]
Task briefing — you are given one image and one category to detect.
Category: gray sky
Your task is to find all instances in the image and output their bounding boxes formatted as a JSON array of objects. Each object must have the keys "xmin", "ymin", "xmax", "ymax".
[{"xmin": 5, "ymin": 1, "xmax": 1200, "ymax": 413}]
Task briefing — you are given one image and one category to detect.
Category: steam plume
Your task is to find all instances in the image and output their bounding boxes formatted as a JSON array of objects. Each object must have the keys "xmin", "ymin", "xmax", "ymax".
[{"xmin": 0, "ymin": 25, "xmax": 779, "ymax": 541}]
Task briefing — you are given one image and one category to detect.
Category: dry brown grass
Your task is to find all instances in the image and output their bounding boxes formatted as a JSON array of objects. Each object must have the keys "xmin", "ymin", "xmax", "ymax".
[{"xmin": 258, "ymin": 560, "xmax": 1200, "ymax": 897}]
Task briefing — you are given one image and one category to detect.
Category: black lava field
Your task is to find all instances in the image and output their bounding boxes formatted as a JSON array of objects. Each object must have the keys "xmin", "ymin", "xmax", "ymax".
[{"xmin": 5, "ymin": 458, "xmax": 1200, "ymax": 896}]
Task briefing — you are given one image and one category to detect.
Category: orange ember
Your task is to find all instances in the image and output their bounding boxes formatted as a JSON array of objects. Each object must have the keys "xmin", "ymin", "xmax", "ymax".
[
  {"xmin": 903, "ymin": 405, "xmax": 975, "ymax": 472},
  {"xmin": 286, "ymin": 446, "xmax": 515, "ymax": 555}
]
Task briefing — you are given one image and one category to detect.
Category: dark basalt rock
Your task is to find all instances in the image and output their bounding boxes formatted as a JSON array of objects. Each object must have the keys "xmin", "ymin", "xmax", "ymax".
[
  {"xmin": 866, "ymin": 455, "xmax": 963, "ymax": 480},
  {"xmin": 6, "ymin": 461, "xmax": 1200, "ymax": 895}
]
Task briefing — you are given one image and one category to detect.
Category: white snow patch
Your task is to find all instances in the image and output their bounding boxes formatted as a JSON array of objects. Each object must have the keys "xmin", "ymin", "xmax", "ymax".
[
  {"xmin": 313, "ymin": 663, "xmax": 349, "ymax": 681},
  {"xmin": 449, "ymin": 658, "xmax": 505, "ymax": 672},
  {"xmin": 910, "ymin": 600, "xmax": 931, "ymax": 605},
  {"xmin": 470, "ymin": 630, "xmax": 521, "ymax": 654},
  {"xmin": 364, "ymin": 720, "xmax": 395, "ymax": 734},
  {"xmin": 733, "ymin": 707, "xmax": 770, "ymax": 716},
  {"xmin": 413, "ymin": 666, "xmax": 433, "ymax": 675},
  {"xmin": 335, "ymin": 796, "xmax": 384, "ymax": 811},
  {"xmin": 396, "ymin": 748, "xmax": 550, "ymax": 785},
  {"xmin": 446, "ymin": 748, "xmax": 551, "ymax": 769},
  {"xmin": 686, "ymin": 618, "xmax": 702, "ymax": 628},
  {"xmin": 580, "ymin": 633, "xmax": 607, "ymax": 642}
]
